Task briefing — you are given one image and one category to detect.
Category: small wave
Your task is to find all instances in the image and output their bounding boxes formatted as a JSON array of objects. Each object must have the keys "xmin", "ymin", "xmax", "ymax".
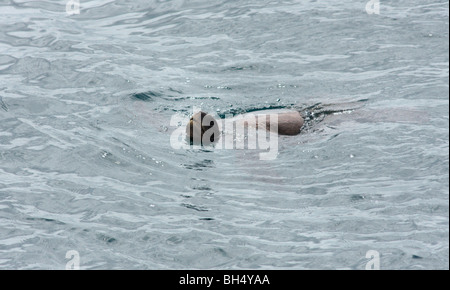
[
  {"xmin": 182, "ymin": 159, "xmax": 215, "ymax": 171},
  {"xmin": 130, "ymin": 88, "xmax": 185, "ymax": 101},
  {"xmin": 218, "ymin": 103, "xmax": 295, "ymax": 118},
  {"xmin": 0, "ymin": 96, "xmax": 8, "ymax": 111},
  {"xmin": 181, "ymin": 203, "xmax": 209, "ymax": 212}
]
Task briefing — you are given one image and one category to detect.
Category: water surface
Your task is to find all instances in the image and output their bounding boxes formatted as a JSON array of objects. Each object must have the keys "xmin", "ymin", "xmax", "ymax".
[{"xmin": 0, "ymin": 0, "xmax": 448, "ymax": 269}]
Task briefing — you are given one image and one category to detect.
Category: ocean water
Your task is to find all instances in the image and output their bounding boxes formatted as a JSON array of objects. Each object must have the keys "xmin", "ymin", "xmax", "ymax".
[{"xmin": 0, "ymin": 0, "xmax": 448, "ymax": 270}]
